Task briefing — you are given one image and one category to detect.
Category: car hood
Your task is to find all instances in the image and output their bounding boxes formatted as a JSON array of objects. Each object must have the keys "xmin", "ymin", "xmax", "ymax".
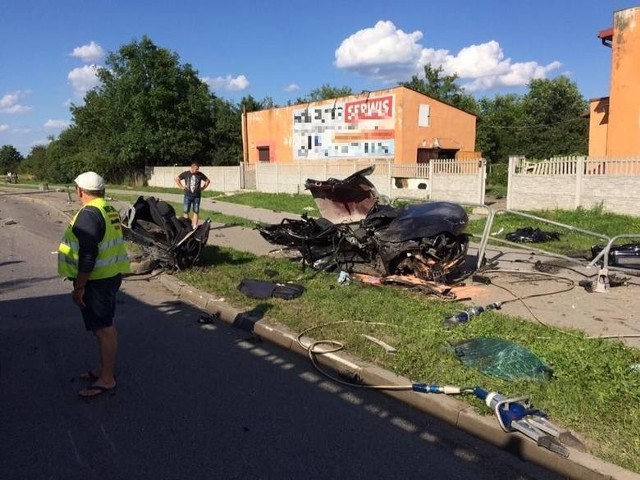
[{"xmin": 304, "ymin": 166, "xmax": 379, "ymax": 224}]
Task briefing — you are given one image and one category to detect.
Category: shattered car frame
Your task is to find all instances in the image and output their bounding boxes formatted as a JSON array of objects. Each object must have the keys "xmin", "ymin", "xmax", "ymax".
[
  {"xmin": 257, "ymin": 166, "xmax": 470, "ymax": 285},
  {"xmin": 122, "ymin": 196, "xmax": 211, "ymax": 272}
]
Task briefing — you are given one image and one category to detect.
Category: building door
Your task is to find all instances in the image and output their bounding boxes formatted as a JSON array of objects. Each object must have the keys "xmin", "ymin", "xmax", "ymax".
[{"xmin": 417, "ymin": 148, "xmax": 438, "ymax": 164}]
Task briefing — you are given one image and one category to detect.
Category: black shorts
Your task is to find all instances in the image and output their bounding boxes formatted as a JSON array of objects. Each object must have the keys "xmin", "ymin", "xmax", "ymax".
[{"xmin": 80, "ymin": 275, "xmax": 122, "ymax": 331}]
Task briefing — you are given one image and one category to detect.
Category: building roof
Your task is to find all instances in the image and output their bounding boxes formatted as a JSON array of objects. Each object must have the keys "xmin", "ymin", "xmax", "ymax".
[
  {"xmin": 598, "ymin": 27, "xmax": 613, "ymax": 47},
  {"xmin": 598, "ymin": 27, "xmax": 613, "ymax": 40}
]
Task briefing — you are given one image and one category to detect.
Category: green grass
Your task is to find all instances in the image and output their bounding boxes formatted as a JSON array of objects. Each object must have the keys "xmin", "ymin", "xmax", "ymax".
[
  {"xmin": 468, "ymin": 206, "xmax": 640, "ymax": 257},
  {"xmin": 177, "ymin": 245, "xmax": 640, "ymax": 473},
  {"xmin": 110, "ymin": 184, "xmax": 223, "ymax": 199},
  {"xmin": 221, "ymin": 191, "xmax": 318, "ymax": 216}
]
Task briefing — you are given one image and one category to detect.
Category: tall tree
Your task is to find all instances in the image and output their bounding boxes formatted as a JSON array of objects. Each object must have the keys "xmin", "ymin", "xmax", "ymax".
[
  {"xmin": 20, "ymin": 145, "xmax": 49, "ymax": 180},
  {"xmin": 210, "ymin": 97, "xmax": 243, "ymax": 166},
  {"xmin": 520, "ymin": 77, "xmax": 588, "ymax": 159},
  {"xmin": 400, "ymin": 64, "xmax": 478, "ymax": 114},
  {"xmin": 295, "ymin": 84, "xmax": 353, "ymax": 103},
  {"xmin": 475, "ymin": 93, "xmax": 525, "ymax": 164},
  {"xmin": 70, "ymin": 36, "xmax": 217, "ymax": 180},
  {"xmin": 0, "ymin": 145, "xmax": 23, "ymax": 173}
]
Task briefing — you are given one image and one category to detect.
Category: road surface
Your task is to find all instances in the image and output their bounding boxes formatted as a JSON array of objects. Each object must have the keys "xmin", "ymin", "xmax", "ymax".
[{"xmin": 0, "ymin": 189, "xmax": 563, "ymax": 480}]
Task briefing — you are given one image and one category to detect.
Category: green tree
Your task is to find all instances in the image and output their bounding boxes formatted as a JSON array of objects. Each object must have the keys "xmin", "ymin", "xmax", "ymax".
[
  {"xmin": 399, "ymin": 64, "xmax": 478, "ymax": 114},
  {"xmin": 210, "ymin": 97, "xmax": 243, "ymax": 166},
  {"xmin": 70, "ymin": 36, "xmax": 217, "ymax": 181},
  {"xmin": 239, "ymin": 94, "xmax": 275, "ymax": 113},
  {"xmin": 0, "ymin": 145, "xmax": 23, "ymax": 174},
  {"xmin": 295, "ymin": 84, "xmax": 353, "ymax": 103},
  {"xmin": 20, "ymin": 145, "xmax": 49, "ymax": 179},
  {"xmin": 519, "ymin": 77, "xmax": 588, "ymax": 159},
  {"xmin": 476, "ymin": 93, "xmax": 525, "ymax": 164}
]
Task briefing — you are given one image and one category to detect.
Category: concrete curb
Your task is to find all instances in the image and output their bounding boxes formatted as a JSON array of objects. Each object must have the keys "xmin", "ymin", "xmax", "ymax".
[{"xmin": 158, "ymin": 273, "xmax": 639, "ymax": 480}]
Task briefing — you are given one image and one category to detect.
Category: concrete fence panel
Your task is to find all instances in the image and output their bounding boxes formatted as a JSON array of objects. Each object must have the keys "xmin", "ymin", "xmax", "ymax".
[
  {"xmin": 507, "ymin": 155, "xmax": 640, "ymax": 215},
  {"xmin": 144, "ymin": 158, "xmax": 486, "ymax": 205}
]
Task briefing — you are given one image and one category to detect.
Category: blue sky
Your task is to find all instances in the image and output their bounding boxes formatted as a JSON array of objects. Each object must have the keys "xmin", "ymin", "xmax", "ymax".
[{"xmin": 1, "ymin": 0, "xmax": 637, "ymax": 156}]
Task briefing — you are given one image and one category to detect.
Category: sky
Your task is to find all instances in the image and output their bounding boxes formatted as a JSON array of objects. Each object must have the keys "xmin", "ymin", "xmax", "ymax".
[{"xmin": 1, "ymin": 0, "xmax": 638, "ymax": 156}]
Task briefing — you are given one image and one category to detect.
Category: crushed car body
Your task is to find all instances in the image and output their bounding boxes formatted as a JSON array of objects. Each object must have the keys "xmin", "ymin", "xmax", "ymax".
[
  {"xmin": 257, "ymin": 166, "xmax": 470, "ymax": 285},
  {"xmin": 122, "ymin": 196, "xmax": 210, "ymax": 272}
]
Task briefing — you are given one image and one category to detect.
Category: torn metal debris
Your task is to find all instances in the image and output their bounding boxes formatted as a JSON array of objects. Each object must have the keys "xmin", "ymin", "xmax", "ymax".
[{"xmin": 122, "ymin": 196, "xmax": 211, "ymax": 272}]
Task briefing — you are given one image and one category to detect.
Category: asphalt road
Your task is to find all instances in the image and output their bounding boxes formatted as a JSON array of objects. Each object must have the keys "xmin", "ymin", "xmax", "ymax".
[{"xmin": 0, "ymin": 190, "xmax": 564, "ymax": 480}]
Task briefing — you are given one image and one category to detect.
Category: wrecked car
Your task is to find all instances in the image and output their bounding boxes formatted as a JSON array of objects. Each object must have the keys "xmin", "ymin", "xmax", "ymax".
[
  {"xmin": 122, "ymin": 196, "xmax": 211, "ymax": 272},
  {"xmin": 257, "ymin": 166, "xmax": 469, "ymax": 285}
]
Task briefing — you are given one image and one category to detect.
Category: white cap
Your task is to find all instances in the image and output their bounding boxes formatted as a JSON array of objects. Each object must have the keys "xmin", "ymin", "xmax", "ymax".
[{"xmin": 74, "ymin": 171, "xmax": 105, "ymax": 191}]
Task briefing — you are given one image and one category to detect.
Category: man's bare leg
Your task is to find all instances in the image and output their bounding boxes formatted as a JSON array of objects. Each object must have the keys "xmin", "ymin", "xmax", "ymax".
[{"xmin": 79, "ymin": 325, "xmax": 117, "ymax": 397}]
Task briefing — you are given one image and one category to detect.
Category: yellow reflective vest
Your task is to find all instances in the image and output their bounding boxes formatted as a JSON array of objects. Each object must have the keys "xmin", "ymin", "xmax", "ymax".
[{"xmin": 58, "ymin": 198, "xmax": 130, "ymax": 280}]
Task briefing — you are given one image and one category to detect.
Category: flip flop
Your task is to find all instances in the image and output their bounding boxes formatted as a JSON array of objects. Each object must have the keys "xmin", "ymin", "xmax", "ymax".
[
  {"xmin": 79, "ymin": 370, "xmax": 99, "ymax": 380},
  {"xmin": 78, "ymin": 384, "xmax": 116, "ymax": 398}
]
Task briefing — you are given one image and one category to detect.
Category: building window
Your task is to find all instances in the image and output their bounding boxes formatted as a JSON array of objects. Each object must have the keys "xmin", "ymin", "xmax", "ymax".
[{"xmin": 257, "ymin": 146, "xmax": 270, "ymax": 162}]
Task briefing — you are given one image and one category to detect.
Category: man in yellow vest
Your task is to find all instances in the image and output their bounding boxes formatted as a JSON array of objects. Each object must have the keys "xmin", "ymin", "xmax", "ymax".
[{"xmin": 58, "ymin": 171, "xmax": 130, "ymax": 398}]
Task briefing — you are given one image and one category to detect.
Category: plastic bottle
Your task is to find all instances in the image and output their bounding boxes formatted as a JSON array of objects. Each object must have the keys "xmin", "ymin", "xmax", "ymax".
[{"xmin": 443, "ymin": 306, "xmax": 485, "ymax": 329}]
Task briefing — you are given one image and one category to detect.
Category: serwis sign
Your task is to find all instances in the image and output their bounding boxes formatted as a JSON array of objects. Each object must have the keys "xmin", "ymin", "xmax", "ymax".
[{"xmin": 344, "ymin": 95, "xmax": 393, "ymax": 123}]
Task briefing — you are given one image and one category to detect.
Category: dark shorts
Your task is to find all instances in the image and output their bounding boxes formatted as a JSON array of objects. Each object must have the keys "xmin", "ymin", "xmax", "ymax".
[
  {"xmin": 183, "ymin": 195, "xmax": 201, "ymax": 214},
  {"xmin": 80, "ymin": 275, "xmax": 122, "ymax": 331}
]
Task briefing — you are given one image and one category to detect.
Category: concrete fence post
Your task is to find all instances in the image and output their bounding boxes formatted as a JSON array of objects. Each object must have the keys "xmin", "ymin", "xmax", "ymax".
[
  {"xmin": 479, "ymin": 158, "xmax": 486, "ymax": 205},
  {"xmin": 575, "ymin": 156, "xmax": 584, "ymax": 209},
  {"xmin": 507, "ymin": 156, "xmax": 516, "ymax": 210},
  {"xmin": 387, "ymin": 158, "xmax": 392, "ymax": 198},
  {"xmin": 428, "ymin": 160, "xmax": 434, "ymax": 199}
]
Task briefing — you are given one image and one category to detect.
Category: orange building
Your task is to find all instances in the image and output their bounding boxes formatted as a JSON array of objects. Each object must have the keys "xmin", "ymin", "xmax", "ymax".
[
  {"xmin": 242, "ymin": 86, "xmax": 477, "ymax": 164},
  {"xmin": 589, "ymin": 5, "xmax": 640, "ymax": 157}
]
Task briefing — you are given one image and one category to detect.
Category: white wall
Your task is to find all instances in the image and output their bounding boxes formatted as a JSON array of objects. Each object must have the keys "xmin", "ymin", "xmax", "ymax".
[
  {"xmin": 507, "ymin": 156, "xmax": 640, "ymax": 215},
  {"xmin": 145, "ymin": 158, "xmax": 486, "ymax": 205}
]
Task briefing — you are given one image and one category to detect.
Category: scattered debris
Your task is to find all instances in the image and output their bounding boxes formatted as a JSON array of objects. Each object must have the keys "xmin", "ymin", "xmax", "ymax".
[
  {"xmin": 237, "ymin": 278, "xmax": 305, "ymax": 300},
  {"xmin": 198, "ymin": 312, "xmax": 220, "ymax": 324},
  {"xmin": 337, "ymin": 270, "xmax": 351, "ymax": 286},
  {"xmin": 591, "ymin": 243, "xmax": 640, "ymax": 269},
  {"xmin": 579, "ymin": 273, "xmax": 629, "ymax": 292},
  {"xmin": 505, "ymin": 227, "xmax": 561, "ymax": 243},
  {"xmin": 451, "ymin": 337, "xmax": 553, "ymax": 381},
  {"xmin": 443, "ymin": 302, "xmax": 501, "ymax": 329},
  {"xmin": 362, "ymin": 334, "xmax": 397, "ymax": 353}
]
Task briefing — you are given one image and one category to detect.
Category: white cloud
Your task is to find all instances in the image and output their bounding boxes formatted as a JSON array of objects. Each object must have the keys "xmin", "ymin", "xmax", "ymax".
[
  {"xmin": 68, "ymin": 65, "xmax": 101, "ymax": 96},
  {"xmin": 202, "ymin": 74, "xmax": 250, "ymax": 91},
  {"xmin": 0, "ymin": 90, "xmax": 33, "ymax": 114},
  {"xmin": 284, "ymin": 83, "xmax": 300, "ymax": 92},
  {"xmin": 335, "ymin": 21, "xmax": 561, "ymax": 91},
  {"xmin": 44, "ymin": 119, "xmax": 70, "ymax": 130},
  {"xmin": 31, "ymin": 138, "xmax": 53, "ymax": 148},
  {"xmin": 71, "ymin": 41, "xmax": 104, "ymax": 63},
  {"xmin": 0, "ymin": 124, "xmax": 8, "ymax": 132}
]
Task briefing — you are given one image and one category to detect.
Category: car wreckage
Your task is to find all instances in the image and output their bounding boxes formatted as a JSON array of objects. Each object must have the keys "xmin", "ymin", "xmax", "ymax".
[
  {"xmin": 122, "ymin": 196, "xmax": 211, "ymax": 273},
  {"xmin": 257, "ymin": 166, "xmax": 470, "ymax": 289}
]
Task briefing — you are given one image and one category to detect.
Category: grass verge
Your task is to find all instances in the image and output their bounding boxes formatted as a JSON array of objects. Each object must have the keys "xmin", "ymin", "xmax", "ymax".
[
  {"xmin": 467, "ymin": 205, "xmax": 640, "ymax": 258},
  {"xmin": 221, "ymin": 191, "xmax": 318, "ymax": 216},
  {"xmin": 176, "ymin": 245, "xmax": 640, "ymax": 473}
]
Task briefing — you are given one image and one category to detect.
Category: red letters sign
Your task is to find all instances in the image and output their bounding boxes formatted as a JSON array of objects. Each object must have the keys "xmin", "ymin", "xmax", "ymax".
[{"xmin": 344, "ymin": 95, "xmax": 393, "ymax": 123}]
